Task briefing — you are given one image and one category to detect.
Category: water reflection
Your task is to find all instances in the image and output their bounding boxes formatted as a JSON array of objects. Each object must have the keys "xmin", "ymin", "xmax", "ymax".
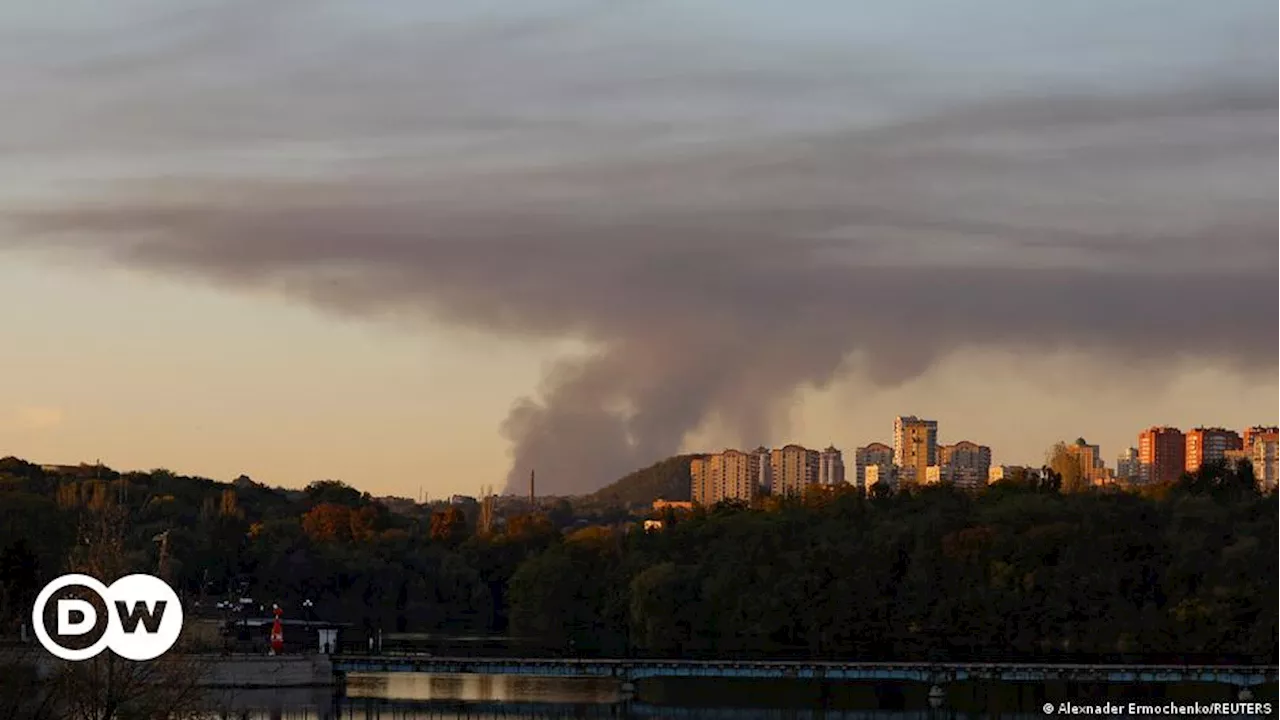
[
  {"xmin": 346, "ymin": 672, "xmax": 622, "ymax": 704},
  {"xmin": 202, "ymin": 704, "xmax": 1043, "ymax": 720},
  {"xmin": 200, "ymin": 673, "xmax": 1267, "ymax": 720}
]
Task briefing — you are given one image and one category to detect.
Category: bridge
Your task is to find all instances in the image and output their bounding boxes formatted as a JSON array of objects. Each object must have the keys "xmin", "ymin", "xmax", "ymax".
[{"xmin": 332, "ymin": 655, "xmax": 1276, "ymax": 690}]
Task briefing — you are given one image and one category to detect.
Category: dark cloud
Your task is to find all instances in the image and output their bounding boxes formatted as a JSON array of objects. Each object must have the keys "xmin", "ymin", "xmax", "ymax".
[{"xmin": 1, "ymin": 2, "xmax": 1276, "ymax": 493}]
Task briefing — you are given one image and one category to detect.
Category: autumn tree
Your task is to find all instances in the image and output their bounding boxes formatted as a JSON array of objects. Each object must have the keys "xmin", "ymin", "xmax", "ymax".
[
  {"xmin": 1047, "ymin": 442, "xmax": 1087, "ymax": 493},
  {"xmin": 301, "ymin": 502, "xmax": 352, "ymax": 542},
  {"xmin": 349, "ymin": 504, "xmax": 385, "ymax": 542},
  {"xmin": 430, "ymin": 506, "xmax": 468, "ymax": 546}
]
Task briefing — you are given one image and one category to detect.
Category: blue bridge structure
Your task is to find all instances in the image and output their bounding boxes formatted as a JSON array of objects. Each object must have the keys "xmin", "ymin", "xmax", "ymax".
[{"xmin": 332, "ymin": 655, "xmax": 1276, "ymax": 692}]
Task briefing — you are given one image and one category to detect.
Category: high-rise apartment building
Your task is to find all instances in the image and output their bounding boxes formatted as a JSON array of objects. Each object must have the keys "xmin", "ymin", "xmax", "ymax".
[
  {"xmin": 939, "ymin": 440, "xmax": 992, "ymax": 473},
  {"xmin": 691, "ymin": 449, "xmax": 763, "ymax": 505},
  {"xmin": 751, "ymin": 446, "xmax": 773, "ymax": 494},
  {"xmin": 1065, "ymin": 439, "xmax": 1107, "ymax": 485},
  {"xmin": 934, "ymin": 440, "xmax": 991, "ymax": 490},
  {"xmin": 1138, "ymin": 427, "xmax": 1185, "ymax": 485},
  {"xmin": 1116, "ymin": 447, "xmax": 1141, "ymax": 483},
  {"xmin": 1242, "ymin": 426, "xmax": 1276, "ymax": 456},
  {"xmin": 1246, "ymin": 427, "xmax": 1279, "ymax": 489},
  {"xmin": 854, "ymin": 443, "xmax": 894, "ymax": 489},
  {"xmin": 1184, "ymin": 427, "xmax": 1243, "ymax": 474},
  {"xmin": 818, "ymin": 446, "xmax": 846, "ymax": 486},
  {"xmin": 893, "ymin": 416, "xmax": 937, "ymax": 485},
  {"xmin": 770, "ymin": 444, "xmax": 821, "ymax": 497}
]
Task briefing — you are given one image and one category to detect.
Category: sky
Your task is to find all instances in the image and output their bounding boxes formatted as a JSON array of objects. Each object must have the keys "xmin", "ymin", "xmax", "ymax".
[{"xmin": 0, "ymin": 1, "xmax": 1276, "ymax": 497}]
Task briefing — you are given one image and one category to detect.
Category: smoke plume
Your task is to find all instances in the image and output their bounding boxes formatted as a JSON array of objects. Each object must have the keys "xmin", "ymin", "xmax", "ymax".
[{"xmin": 0, "ymin": 1, "xmax": 1275, "ymax": 493}]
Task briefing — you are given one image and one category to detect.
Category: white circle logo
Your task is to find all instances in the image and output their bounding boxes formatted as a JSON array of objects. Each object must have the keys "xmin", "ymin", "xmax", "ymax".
[{"xmin": 32, "ymin": 573, "xmax": 183, "ymax": 661}]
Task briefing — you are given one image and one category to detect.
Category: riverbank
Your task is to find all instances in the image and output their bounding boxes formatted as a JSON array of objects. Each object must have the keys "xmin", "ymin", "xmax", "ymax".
[{"xmin": 0, "ymin": 648, "xmax": 335, "ymax": 688}]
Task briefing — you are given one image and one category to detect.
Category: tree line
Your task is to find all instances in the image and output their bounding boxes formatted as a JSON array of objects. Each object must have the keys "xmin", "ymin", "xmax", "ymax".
[{"xmin": 0, "ymin": 456, "xmax": 1275, "ymax": 665}]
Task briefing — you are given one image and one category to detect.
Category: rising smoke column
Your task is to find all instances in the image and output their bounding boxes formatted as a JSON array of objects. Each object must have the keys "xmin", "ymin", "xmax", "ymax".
[{"xmin": 0, "ymin": 2, "xmax": 1275, "ymax": 493}]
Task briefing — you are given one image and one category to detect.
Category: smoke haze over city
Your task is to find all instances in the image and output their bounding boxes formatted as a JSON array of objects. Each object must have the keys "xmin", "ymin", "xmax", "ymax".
[{"xmin": 0, "ymin": 0, "xmax": 1275, "ymax": 495}]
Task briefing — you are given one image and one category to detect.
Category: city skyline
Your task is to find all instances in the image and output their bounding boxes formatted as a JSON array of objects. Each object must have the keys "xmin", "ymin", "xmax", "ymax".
[
  {"xmin": 10, "ymin": 356, "xmax": 1280, "ymax": 497},
  {"xmin": 0, "ymin": 1, "xmax": 1275, "ymax": 498},
  {"xmin": 15, "ymin": 415, "xmax": 1277, "ymax": 500}
]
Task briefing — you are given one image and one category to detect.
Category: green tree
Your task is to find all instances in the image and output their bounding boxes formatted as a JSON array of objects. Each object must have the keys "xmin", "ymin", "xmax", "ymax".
[{"xmin": 628, "ymin": 562, "xmax": 701, "ymax": 653}]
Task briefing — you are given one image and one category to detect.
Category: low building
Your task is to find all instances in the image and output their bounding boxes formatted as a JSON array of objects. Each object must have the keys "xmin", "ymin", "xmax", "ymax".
[
  {"xmin": 989, "ymin": 465, "xmax": 1040, "ymax": 485},
  {"xmin": 1223, "ymin": 448, "xmax": 1250, "ymax": 469},
  {"xmin": 221, "ymin": 617, "xmax": 352, "ymax": 654},
  {"xmin": 926, "ymin": 464, "xmax": 986, "ymax": 491},
  {"xmin": 652, "ymin": 499, "xmax": 694, "ymax": 513}
]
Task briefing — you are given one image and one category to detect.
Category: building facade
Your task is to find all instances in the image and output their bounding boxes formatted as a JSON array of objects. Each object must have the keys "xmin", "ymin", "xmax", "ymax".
[
  {"xmin": 1184, "ymin": 427, "xmax": 1243, "ymax": 474},
  {"xmin": 939, "ymin": 441, "xmax": 992, "ymax": 473},
  {"xmin": 864, "ymin": 464, "xmax": 897, "ymax": 491},
  {"xmin": 691, "ymin": 449, "xmax": 763, "ymax": 505},
  {"xmin": 1223, "ymin": 448, "xmax": 1250, "ymax": 470},
  {"xmin": 1247, "ymin": 427, "xmax": 1279, "ymax": 489},
  {"xmin": 1242, "ymin": 426, "xmax": 1276, "ymax": 457},
  {"xmin": 1064, "ymin": 439, "xmax": 1109, "ymax": 485},
  {"xmin": 988, "ymin": 465, "xmax": 1039, "ymax": 484},
  {"xmin": 893, "ymin": 416, "xmax": 937, "ymax": 485},
  {"xmin": 752, "ymin": 446, "xmax": 773, "ymax": 494},
  {"xmin": 854, "ymin": 442, "xmax": 894, "ymax": 489},
  {"xmin": 770, "ymin": 444, "xmax": 821, "ymax": 497},
  {"xmin": 933, "ymin": 440, "xmax": 992, "ymax": 491},
  {"xmin": 1138, "ymin": 426, "xmax": 1185, "ymax": 485},
  {"xmin": 1116, "ymin": 447, "xmax": 1141, "ymax": 483},
  {"xmin": 818, "ymin": 446, "xmax": 846, "ymax": 486}
]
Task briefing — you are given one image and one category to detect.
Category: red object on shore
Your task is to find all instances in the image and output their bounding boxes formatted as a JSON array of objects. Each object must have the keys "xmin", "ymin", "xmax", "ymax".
[{"xmin": 270, "ymin": 606, "xmax": 284, "ymax": 654}]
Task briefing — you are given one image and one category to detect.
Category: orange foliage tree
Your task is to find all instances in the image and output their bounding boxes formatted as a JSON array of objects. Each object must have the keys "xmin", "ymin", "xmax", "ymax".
[
  {"xmin": 301, "ymin": 503, "xmax": 352, "ymax": 543},
  {"xmin": 430, "ymin": 506, "xmax": 468, "ymax": 545}
]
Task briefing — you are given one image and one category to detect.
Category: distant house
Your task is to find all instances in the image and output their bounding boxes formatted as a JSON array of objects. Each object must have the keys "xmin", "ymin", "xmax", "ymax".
[
  {"xmin": 40, "ymin": 464, "xmax": 81, "ymax": 473},
  {"xmin": 652, "ymin": 499, "xmax": 694, "ymax": 513},
  {"xmin": 643, "ymin": 519, "xmax": 665, "ymax": 533},
  {"xmin": 222, "ymin": 617, "xmax": 353, "ymax": 654}
]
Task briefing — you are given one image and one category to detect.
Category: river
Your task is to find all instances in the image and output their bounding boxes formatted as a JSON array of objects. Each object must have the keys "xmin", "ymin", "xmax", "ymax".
[{"xmin": 200, "ymin": 672, "xmax": 1276, "ymax": 719}]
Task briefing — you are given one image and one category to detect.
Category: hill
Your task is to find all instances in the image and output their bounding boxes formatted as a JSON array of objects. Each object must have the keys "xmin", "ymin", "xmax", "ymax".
[{"xmin": 588, "ymin": 454, "xmax": 705, "ymax": 507}]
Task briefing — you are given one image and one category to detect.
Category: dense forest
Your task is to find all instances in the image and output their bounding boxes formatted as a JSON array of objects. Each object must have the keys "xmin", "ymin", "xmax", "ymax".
[{"xmin": 0, "ymin": 455, "xmax": 1274, "ymax": 664}]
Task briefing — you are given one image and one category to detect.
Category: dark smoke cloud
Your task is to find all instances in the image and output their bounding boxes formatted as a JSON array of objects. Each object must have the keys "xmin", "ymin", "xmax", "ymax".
[{"xmin": 0, "ymin": 1, "xmax": 1276, "ymax": 493}]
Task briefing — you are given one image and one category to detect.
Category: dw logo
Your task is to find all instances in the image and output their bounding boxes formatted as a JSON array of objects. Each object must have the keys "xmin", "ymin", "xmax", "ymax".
[{"xmin": 31, "ymin": 574, "xmax": 184, "ymax": 661}]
